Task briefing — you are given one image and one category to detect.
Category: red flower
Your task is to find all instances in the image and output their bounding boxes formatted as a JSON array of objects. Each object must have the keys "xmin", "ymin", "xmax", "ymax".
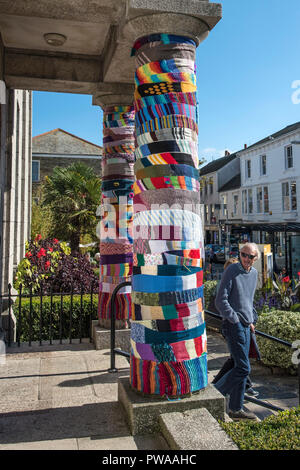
[
  {"xmin": 298, "ymin": 272, "xmax": 300, "ymax": 277},
  {"xmin": 45, "ymin": 261, "xmax": 51, "ymax": 269},
  {"xmin": 53, "ymin": 238, "xmax": 59, "ymax": 244},
  {"xmin": 35, "ymin": 234, "xmax": 42, "ymax": 241},
  {"xmin": 37, "ymin": 248, "xmax": 46, "ymax": 258},
  {"xmin": 25, "ymin": 251, "xmax": 32, "ymax": 258},
  {"xmin": 282, "ymin": 276, "xmax": 290, "ymax": 283},
  {"xmin": 48, "ymin": 248, "xmax": 53, "ymax": 252}
]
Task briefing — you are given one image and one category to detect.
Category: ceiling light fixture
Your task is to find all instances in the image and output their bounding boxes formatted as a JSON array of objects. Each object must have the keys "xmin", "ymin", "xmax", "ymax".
[{"xmin": 44, "ymin": 33, "xmax": 67, "ymax": 47}]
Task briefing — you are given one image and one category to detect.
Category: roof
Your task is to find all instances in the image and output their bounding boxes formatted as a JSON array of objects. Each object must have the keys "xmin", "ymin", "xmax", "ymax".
[
  {"xmin": 239, "ymin": 121, "xmax": 300, "ymax": 152},
  {"xmin": 200, "ymin": 153, "xmax": 237, "ymax": 176},
  {"xmin": 219, "ymin": 173, "xmax": 241, "ymax": 192},
  {"xmin": 33, "ymin": 128, "xmax": 102, "ymax": 150}
]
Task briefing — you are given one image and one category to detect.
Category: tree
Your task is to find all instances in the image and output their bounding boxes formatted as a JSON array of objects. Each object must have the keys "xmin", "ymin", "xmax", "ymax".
[{"xmin": 42, "ymin": 162, "xmax": 101, "ymax": 253}]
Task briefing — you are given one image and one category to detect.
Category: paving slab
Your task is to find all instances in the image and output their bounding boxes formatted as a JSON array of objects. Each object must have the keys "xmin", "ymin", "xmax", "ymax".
[{"xmin": 0, "ymin": 331, "xmax": 298, "ymax": 450}]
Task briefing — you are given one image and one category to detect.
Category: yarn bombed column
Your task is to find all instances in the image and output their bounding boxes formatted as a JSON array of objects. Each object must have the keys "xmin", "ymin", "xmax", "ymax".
[
  {"xmin": 98, "ymin": 105, "xmax": 135, "ymax": 328},
  {"xmin": 130, "ymin": 34, "xmax": 207, "ymax": 397}
]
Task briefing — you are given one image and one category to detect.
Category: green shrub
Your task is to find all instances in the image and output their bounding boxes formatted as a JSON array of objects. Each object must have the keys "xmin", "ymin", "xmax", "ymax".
[
  {"xmin": 13, "ymin": 294, "xmax": 98, "ymax": 342},
  {"xmin": 204, "ymin": 280, "xmax": 218, "ymax": 309},
  {"xmin": 220, "ymin": 406, "xmax": 300, "ymax": 450},
  {"xmin": 290, "ymin": 303, "xmax": 300, "ymax": 312},
  {"xmin": 256, "ymin": 310, "xmax": 300, "ymax": 373}
]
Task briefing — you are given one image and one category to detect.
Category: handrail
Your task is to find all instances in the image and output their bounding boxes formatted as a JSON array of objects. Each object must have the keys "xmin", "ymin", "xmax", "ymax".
[
  {"xmin": 108, "ymin": 281, "xmax": 131, "ymax": 373},
  {"xmin": 204, "ymin": 308, "xmax": 299, "ymax": 410}
]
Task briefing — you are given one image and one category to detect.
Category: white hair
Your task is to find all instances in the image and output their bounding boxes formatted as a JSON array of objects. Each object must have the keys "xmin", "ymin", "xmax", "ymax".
[{"xmin": 240, "ymin": 242, "xmax": 261, "ymax": 260}]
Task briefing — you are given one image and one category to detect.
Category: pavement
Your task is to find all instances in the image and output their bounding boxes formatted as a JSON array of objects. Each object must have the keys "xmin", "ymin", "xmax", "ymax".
[{"xmin": 0, "ymin": 331, "xmax": 298, "ymax": 450}]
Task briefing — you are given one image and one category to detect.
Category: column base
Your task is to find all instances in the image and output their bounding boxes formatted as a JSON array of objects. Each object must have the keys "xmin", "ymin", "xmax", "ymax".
[{"xmin": 118, "ymin": 377, "xmax": 225, "ymax": 435}]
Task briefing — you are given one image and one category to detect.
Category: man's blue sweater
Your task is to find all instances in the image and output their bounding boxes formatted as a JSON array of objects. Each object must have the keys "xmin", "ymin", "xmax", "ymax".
[{"xmin": 215, "ymin": 263, "xmax": 258, "ymax": 326}]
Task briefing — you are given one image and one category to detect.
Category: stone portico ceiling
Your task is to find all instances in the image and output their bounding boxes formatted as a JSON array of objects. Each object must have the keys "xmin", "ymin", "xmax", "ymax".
[{"xmin": 0, "ymin": 0, "xmax": 222, "ymax": 96}]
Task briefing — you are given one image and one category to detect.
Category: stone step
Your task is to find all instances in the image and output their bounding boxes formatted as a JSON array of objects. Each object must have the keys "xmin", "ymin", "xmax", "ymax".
[
  {"xmin": 159, "ymin": 408, "xmax": 239, "ymax": 450},
  {"xmin": 92, "ymin": 323, "xmax": 131, "ymax": 352}
]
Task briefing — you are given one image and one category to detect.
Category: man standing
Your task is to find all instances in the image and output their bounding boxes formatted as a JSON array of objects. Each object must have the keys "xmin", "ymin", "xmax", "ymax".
[{"xmin": 214, "ymin": 242, "xmax": 260, "ymax": 421}]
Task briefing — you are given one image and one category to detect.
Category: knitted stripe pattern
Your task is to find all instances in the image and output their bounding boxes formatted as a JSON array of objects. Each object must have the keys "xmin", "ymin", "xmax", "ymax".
[
  {"xmin": 98, "ymin": 105, "xmax": 134, "ymax": 321},
  {"xmin": 130, "ymin": 34, "xmax": 207, "ymax": 397}
]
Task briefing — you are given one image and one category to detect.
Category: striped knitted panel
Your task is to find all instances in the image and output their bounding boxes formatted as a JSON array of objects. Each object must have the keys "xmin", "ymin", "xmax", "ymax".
[
  {"xmin": 130, "ymin": 34, "xmax": 207, "ymax": 397},
  {"xmin": 98, "ymin": 105, "xmax": 134, "ymax": 322}
]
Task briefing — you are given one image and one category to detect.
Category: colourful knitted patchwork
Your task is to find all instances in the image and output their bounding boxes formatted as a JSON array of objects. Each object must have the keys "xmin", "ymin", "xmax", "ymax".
[
  {"xmin": 98, "ymin": 105, "xmax": 134, "ymax": 322},
  {"xmin": 130, "ymin": 34, "xmax": 207, "ymax": 397}
]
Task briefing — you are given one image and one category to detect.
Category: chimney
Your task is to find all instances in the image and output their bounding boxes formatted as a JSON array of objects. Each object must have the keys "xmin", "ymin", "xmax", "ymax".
[
  {"xmin": 244, "ymin": 144, "xmax": 247, "ymax": 149},
  {"xmin": 225, "ymin": 150, "xmax": 230, "ymax": 156}
]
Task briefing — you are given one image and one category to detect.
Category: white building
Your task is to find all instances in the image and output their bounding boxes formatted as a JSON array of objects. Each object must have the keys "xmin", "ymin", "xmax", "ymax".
[
  {"xmin": 218, "ymin": 173, "xmax": 242, "ymax": 243},
  {"xmin": 237, "ymin": 121, "xmax": 300, "ymax": 276},
  {"xmin": 200, "ymin": 152, "xmax": 240, "ymax": 244}
]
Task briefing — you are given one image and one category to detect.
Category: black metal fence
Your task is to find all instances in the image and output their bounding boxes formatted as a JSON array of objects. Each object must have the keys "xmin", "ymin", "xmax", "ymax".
[{"xmin": 0, "ymin": 282, "xmax": 98, "ymax": 347}]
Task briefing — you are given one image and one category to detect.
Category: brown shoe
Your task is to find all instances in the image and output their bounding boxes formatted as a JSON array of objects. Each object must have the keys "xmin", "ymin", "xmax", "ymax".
[{"xmin": 228, "ymin": 409, "xmax": 259, "ymax": 421}]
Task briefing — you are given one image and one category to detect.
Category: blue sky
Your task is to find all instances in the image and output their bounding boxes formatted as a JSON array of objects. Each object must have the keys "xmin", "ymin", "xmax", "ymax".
[{"xmin": 33, "ymin": 0, "xmax": 300, "ymax": 163}]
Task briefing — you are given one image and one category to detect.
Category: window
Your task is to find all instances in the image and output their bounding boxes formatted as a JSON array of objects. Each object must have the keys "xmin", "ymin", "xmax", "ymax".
[
  {"xmin": 282, "ymin": 181, "xmax": 297, "ymax": 211},
  {"xmin": 245, "ymin": 160, "xmax": 251, "ymax": 179},
  {"xmin": 221, "ymin": 195, "xmax": 227, "ymax": 217},
  {"xmin": 205, "ymin": 205, "xmax": 209, "ymax": 223},
  {"xmin": 248, "ymin": 189, "xmax": 253, "ymax": 214},
  {"xmin": 257, "ymin": 186, "xmax": 269, "ymax": 213},
  {"xmin": 257, "ymin": 187, "xmax": 263, "ymax": 213},
  {"xmin": 209, "ymin": 177, "xmax": 213, "ymax": 194},
  {"xmin": 233, "ymin": 195, "xmax": 239, "ymax": 215},
  {"xmin": 242, "ymin": 190, "xmax": 248, "ymax": 214},
  {"xmin": 291, "ymin": 182, "xmax": 297, "ymax": 210},
  {"xmin": 285, "ymin": 146, "xmax": 293, "ymax": 169},
  {"xmin": 264, "ymin": 186, "xmax": 269, "ymax": 213},
  {"xmin": 260, "ymin": 155, "xmax": 267, "ymax": 175},
  {"xmin": 32, "ymin": 160, "xmax": 40, "ymax": 182}
]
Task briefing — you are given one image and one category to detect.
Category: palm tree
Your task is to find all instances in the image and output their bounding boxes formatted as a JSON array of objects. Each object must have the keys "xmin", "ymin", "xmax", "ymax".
[{"xmin": 42, "ymin": 162, "xmax": 101, "ymax": 253}]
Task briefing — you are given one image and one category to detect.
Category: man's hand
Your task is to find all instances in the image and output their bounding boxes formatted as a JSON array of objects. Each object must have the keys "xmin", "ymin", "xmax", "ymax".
[{"xmin": 250, "ymin": 323, "xmax": 255, "ymax": 333}]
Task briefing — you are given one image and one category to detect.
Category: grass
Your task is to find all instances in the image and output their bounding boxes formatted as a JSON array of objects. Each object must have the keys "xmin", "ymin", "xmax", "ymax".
[{"xmin": 220, "ymin": 406, "xmax": 300, "ymax": 450}]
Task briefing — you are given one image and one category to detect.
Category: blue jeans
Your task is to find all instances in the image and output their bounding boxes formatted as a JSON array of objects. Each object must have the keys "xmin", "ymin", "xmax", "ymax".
[{"xmin": 214, "ymin": 320, "xmax": 251, "ymax": 412}]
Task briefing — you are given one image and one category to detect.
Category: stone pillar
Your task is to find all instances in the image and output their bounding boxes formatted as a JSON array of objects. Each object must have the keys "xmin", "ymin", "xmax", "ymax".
[
  {"xmin": 129, "ymin": 32, "xmax": 207, "ymax": 397},
  {"xmin": 93, "ymin": 88, "xmax": 135, "ymax": 329}
]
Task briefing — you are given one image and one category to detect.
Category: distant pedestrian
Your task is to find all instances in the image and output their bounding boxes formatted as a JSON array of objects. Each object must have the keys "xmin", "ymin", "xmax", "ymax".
[{"xmin": 213, "ymin": 242, "xmax": 260, "ymax": 421}]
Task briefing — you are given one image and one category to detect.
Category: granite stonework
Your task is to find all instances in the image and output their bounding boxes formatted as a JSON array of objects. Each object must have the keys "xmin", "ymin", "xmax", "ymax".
[
  {"xmin": 118, "ymin": 377, "xmax": 225, "ymax": 435},
  {"xmin": 93, "ymin": 322, "xmax": 131, "ymax": 352},
  {"xmin": 159, "ymin": 409, "xmax": 238, "ymax": 450}
]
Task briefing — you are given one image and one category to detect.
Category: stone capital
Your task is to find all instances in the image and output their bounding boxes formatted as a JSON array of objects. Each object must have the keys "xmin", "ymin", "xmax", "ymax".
[
  {"xmin": 123, "ymin": 12, "xmax": 216, "ymax": 47},
  {"xmin": 92, "ymin": 82, "xmax": 135, "ymax": 109}
]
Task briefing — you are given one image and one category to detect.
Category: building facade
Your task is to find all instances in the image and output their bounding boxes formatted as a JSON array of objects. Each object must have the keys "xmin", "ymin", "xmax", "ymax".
[
  {"xmin": 237, "ymin": 121, "xmax": 300, "ymax": 276},
  {"xmin": 200, "ymin": 152, "xmax": 240, "ymax": 244},
  {"xmin": 32, "ymin": 128, "xmax": 102, "ymax": 200}
]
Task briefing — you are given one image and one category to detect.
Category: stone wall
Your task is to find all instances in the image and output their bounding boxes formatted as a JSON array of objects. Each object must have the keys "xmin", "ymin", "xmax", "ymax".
[
  {"xmin": 32, "ymin": 155, "xmax": 102, "ymax": 190},
  {"xmin": 0, "ymin": 88, "xmax": 32, "ymax": 296}
]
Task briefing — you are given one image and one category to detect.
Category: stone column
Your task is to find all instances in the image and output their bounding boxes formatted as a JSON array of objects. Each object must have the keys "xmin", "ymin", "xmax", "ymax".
[
  {"xmin": 93, "ymin": 88, "xmax": 135, "ymax": 329},
  {"xmin": 129, "ymin": 30, "xmax": 208, "ymax": 397}
]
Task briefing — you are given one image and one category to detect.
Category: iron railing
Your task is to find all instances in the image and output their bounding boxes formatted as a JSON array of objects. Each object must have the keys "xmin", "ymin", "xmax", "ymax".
[
  {"xmin": 0, "ymin": 282, "xmax": 98, "ymax": 347},
  {"xmin": 108, "ymin": 281, "xmax": 131, "ymax": 373},
  {"xmin": 108, "ymin": 282, "xmax": 300, "ymax": 410}
]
